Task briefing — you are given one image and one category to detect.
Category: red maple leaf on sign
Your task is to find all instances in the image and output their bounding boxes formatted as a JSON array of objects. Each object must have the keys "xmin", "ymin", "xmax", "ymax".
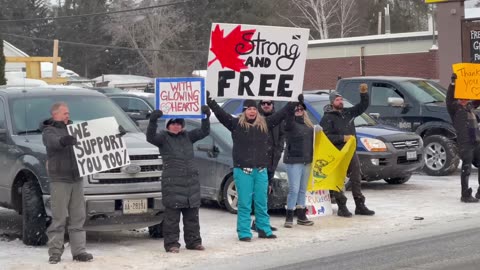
[{"xmin": 208, "ymin": 24, "xmax": 256, "ymax": 72}]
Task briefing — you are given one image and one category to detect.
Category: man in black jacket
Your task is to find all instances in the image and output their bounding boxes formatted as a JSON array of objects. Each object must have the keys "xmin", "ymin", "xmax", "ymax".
[
  {"xmin": 146, "ymin": 106, "xmax": 210, "ymax": 253},
  {"xmin": 251, "ymin": 100, "xmax": 286, "ymax": 232},
  {"xmin": 320, "ymin": 84, "xmax": 375, "ymax": 217},
  {"xmin": 446, "ymin": 73, "xmax": 480, "ymax": 203},
  {"xmin": 41, "ymin": 102, "xmax": 93, "ymax": 264}
]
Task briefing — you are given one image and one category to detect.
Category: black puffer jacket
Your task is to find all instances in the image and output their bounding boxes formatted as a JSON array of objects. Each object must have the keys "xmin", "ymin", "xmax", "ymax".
[
  {"xmin": 446, "ymin": 82, "xmax": 480, "ymax": 146},
  {"xmin": 257, "ymin": 104, "xmax": 285, "ymax": 172},
  {"xmin": 320, "ymin": 92, "xmax": 369, "ymax": 150},
  {"xmin": 208, "ymin": 100, "xmax": 293, "ymax": 169},
  {"xmin": 41, "ymin": 118, "xmax": 81, "ymax": 182},
  {"xmin": 283, "ymin": 114, "xmax": 313, "ymax": 164},
  {"xmin": 146, "ymin": 118, "xmax": 209, "ymax": 208}
]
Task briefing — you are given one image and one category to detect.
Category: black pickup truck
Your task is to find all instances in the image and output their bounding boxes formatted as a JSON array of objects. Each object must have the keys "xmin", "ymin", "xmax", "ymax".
[{"xmin": 336, "ymin": 76, "xmax": 458, "ymax": 176}]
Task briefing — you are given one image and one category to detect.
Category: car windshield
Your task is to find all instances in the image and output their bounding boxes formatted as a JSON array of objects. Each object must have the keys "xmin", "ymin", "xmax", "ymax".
[
  {"xmin": 211, "ymin": 122, "xmax": 233, "ymax": 147},
  {"xmin": 399, "ymin": 80, "xmax": 446, "ymax": 103},
  {"xmin": 146, "ymin": 96, "xmax": 155, "ymax": 108},
  {"xmin": 308, "ymin": 101, "xmax": 376, "ymax": 127},
  {"xmin": 10, "ymin": 94, "xmax": 139, "ymax": 134}
]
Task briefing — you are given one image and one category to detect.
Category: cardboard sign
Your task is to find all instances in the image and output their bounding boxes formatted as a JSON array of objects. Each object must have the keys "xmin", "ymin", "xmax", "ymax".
[
  {"xmin": 155, "ymin": 77, "xmax": 205, "ymax": 118},
  {"xmin": 452, "ymin": 63, "xmax": 480, "ymax": 99},
  {"xmin": 67, "ymin": 117, "xmax": 130, "ymax": 177},
  {"xmin": 206, "ymin": 23, "xmax": 309, "ymax": 101},
  {"xmin": 305, "ymin": 190, "xmax": 333, "ymax": 218}
]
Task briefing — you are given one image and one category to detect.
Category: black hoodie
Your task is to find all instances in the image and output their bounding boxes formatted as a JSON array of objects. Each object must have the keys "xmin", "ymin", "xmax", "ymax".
[
  {"xmin": 40, "ymin": 118, "xmax": 81, "ymax": 182},
  {"xmin": 320, "ymin": 92, "xmax": 369, "ymax": 150}
]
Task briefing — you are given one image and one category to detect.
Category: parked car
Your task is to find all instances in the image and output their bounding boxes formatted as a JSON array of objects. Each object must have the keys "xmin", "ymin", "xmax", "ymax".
[
  {"xmin": 105, "ymin": 92, "xmax": 288, "ymax": 213},
  {"xmin": 0, "ymin": 86, "xmax": 164, "ymax": 246},
  {"xmin": 85, "ymin": 86, "xmax": 125, "ymax": 94},
  {"xmin": 222, "ymin": 94, "xmax": 424, "ymax": 185},
  {"xmin": 336, "ymin": 76, "xmax": 457, "ymax": 176}
]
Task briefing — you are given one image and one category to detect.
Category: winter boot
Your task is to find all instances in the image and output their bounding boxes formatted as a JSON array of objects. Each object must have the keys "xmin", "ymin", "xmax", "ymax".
[
  {"xmin": 476, "ymin": 187, "xmax": 480, "ymax": 200},
  {"xmin": 73, "ymin": 252, "xmax": 93, "ymax": 262},
  {"xmin": 258, "ymin": 229, "xmax": 277, "ymax": 239},
  {"xmin": 461, "ymin": 188, "xmax": 479, "ymax": 203},
  {"xmin": 354, "ymin": 197, "xmax": 375, "ymax": 216},
  {"xmin": 48, "ymin": 254, "xmax": 61, "ymax": 264},
  {"xmin": 252, "ymin": 220, "xmax": 277, "ymax": 231},
  {"xmin": 296, "ymin": 208, "xmax": 314, "ymax": 226},
  {"xmin": 335, "ymin": 192, "xmax": 352, "ymax": 218},
  {"xmin": 284, "ymin": 210, "xmax": 294, "ymax": 228}
]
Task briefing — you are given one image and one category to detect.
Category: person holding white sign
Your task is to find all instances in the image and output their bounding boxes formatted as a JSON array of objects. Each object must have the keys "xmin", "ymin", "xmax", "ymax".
[
  {"xmin": 146, "ymin": 106, "xmax": 211, "ymax": 253},
  {"xmin": 207, "ymin": 91, "xmax": 297, "ymax": 242},
  {"xmin": 41, "ymin": 102, "xmax": 93, "ymax": 264}
]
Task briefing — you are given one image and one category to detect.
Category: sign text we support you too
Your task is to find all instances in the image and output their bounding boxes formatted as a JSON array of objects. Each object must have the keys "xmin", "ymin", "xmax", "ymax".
[
  {"xmin": 68, "ymin": 117, "xmax": 130, "ymax": 177},
  {"xmin": 207, "ymin": 23, "xmax": 309, "ymax": 101}
]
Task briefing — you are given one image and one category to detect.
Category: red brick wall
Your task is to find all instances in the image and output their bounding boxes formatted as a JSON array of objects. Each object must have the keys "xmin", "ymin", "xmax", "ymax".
[{"xmin": 303, "ymin": 51, "xmax": 438, "ymax": 90}]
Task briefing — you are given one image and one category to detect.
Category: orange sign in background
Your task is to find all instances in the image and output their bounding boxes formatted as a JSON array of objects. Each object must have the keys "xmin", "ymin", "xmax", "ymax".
[{"xmin": 452, "ymin": 63, "xmax": 480, "ymax": 100}]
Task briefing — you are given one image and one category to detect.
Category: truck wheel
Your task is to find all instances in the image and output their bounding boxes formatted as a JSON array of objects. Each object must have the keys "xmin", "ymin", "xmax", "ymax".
[
  {"xmin": 22, "ymin": 181, "xmax": 48, "ymax": 246},
  {"xmin": 148, "ymin": 221, "xmax": 164, "ymax": 239},
  {"xmin": 384, "ymin": 175, "xmax": 411, "ymax": 184},
  {"xmin": 222, "ymin": 176, "xmax": 238, "ymax": 214},
  {"xmin": 422, "ymin": 135, "xmax": 459, "ymax": 176}
]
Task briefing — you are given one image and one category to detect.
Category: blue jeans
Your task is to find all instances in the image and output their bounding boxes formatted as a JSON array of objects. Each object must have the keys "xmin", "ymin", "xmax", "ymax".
[
  {"xmin": 233, "ymin": 168, "xmax": 272, "ymax": 239},
  {"xmin": 285, "ymin": 163, "xmax": 312, "ymax": 210}
]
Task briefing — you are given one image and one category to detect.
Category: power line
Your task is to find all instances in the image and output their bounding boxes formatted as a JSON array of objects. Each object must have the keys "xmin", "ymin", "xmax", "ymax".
[
  {"xmin": 0, "ymin": 0, "xmax": 193, "ymax": 23},
  {"xmin": 0, "ymin": 32, "xmax": 206, "ymax": 53}
]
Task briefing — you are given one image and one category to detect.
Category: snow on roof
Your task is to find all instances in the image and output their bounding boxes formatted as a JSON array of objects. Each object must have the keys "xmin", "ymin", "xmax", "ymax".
[
  {"xmin": 308, "ymin": 31, "xmax": 438, "ymax": 47},
  {"xmin": 92, "ymin": 74, "xmax": 153, "ymax": 87}
]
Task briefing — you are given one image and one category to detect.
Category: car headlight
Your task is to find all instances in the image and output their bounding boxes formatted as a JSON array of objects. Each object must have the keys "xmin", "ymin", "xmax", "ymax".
[
  {"xmin": 360, "ymin": 137, "xmax": 387, "ymax": 152},
  {"xmin": 274, "ymin": 171, "xmax": 288, "ymax": 180}
]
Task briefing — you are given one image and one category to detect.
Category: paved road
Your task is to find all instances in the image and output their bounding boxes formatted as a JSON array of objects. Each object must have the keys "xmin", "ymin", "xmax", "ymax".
[{"xmin": 274, "ymin": 227, "xmax": 480, "ymax": 270}]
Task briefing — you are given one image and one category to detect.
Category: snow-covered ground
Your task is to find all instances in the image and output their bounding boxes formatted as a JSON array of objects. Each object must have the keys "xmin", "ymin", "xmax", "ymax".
[{"xmin": 1, "ymin": 172, "xmax": 479, "ymax": 269}]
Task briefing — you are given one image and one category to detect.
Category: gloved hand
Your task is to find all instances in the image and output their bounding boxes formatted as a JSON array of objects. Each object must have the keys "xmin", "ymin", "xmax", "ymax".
[
  {"xmin": 201, "ymin": 105, "xmax": 211, "ymax": 118},
  {"xmin": 359, "ymin": 83, "xmax": 368, "ymax": 93},
  {"xmin": 118, "ymin": 125, "xmax": 127, "ymax": 137},
  {"xmin": 149, "ymin": 110, "xmax": 163, "ymax": 122},
  {"xmin": 60, "ymin": 135, "xmax": 77, "ymax": 146},
  {"xmin": 451, "ymin": 73, "xmax": 457, "ymax": 83},
  {"xmin": 206, "ymin": 90, "xmax": 213, "ymax": 103},
  {"xmin": 298, "ymin": 93, "xmax": 304, "ymax": 104}
]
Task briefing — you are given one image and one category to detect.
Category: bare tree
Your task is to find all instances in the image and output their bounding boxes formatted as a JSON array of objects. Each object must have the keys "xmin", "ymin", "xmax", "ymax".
[
  {"xmin": 336, "ymin": 0, "xmax": 358, "ymax": 38},
  {"xmin": 109, "ymin": 1, "xmax": 189, "ymax": 76},
  {"xmin": 288, "ymin": 0, "xmax": 339, "ymax": 39}
]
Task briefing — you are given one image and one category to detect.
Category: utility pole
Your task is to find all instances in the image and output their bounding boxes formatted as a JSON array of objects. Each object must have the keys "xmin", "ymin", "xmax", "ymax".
[{"xmin": 385, "ymin": 4, "xmax": 391, "ymax": 34}]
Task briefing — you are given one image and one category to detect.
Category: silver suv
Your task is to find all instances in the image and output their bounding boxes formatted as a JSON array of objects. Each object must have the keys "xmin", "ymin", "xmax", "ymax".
[{"xmin": 0, "ymin": 86, "xmax": 164, "ymax": 246}]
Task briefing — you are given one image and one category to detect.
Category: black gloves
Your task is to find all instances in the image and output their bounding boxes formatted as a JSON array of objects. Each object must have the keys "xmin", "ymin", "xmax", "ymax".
[
  {"xmin": 60, "ymin": 135, "xmax": 77, "ymax": 146},
  {"xmin": 118, "ymin": 125, "xmax": 127, "ymax": 137},
  {"xmin": 149, "ymin": 110, "xmax": 163, "ymax": 122},
  {"xmin": 201, "ymin": 105, "xmax": 211, "ymax": 118},
  {"xmin": 451, "ymin": 73, "xmax": 457, "ymax": 83},
  {"xmin": 206, "ymin": 90, "xmax": 212, "ymax": 103},
  {"xmin": 298, "ymin": 94, "xmax": 304, "ymax": 104}
]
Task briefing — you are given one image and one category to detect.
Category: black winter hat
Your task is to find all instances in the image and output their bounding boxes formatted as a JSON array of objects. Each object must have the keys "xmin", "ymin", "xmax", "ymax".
[
  {"xmin": 243, "ymin": 99, "xmax": 257, "ymax": 111},
  {"xmin": 165, "ymin": 118, "xmax": 185, "ymax": 129}
]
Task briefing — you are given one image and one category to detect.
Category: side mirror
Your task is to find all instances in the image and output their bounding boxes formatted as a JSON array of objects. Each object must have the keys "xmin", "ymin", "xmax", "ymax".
[
  {"xmin": 369, "ymin": 113, "xmax": 380, "ymax": 119},
  {"xmin": 197, "ymin": 144, "xmax": 219, "ymax": 158},
  {"xmin": 388, "ymin": 97, "xmax": 405, "ymax": 107}
]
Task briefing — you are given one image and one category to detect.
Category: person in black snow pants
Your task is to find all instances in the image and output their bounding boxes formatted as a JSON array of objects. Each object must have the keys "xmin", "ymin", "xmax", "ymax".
[
  {"xmin": 446, "ymin": 73, "xmax": 480, "ymax": 203},
  {"xmin": 320, "ymin": 84, "xmax": 375, "ymax": 217},
  {"xmin": 146, "ymin": 106, "xmax": 211, "ymax": 253},
  {"xmin": 207, "ymin": 91, "xmax": 297, "ymax": 242},
  {"xmin": 251, "ymin": 99, "xmax": 286, "ymax": 232}
]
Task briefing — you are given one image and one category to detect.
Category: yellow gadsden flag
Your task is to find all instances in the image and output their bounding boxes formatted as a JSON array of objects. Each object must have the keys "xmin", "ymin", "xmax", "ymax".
[{"xmin": 307, "ymin": 131, "xmax": 356, "ymax": 192}]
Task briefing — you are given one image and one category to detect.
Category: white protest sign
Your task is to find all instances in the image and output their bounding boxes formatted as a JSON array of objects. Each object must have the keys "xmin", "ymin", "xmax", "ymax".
[
  {"xmin": 67, "ymin": 117, "xmax": 130, "ymax": 177},
  {"xmin": 155, "ymin": 77, "xmax": 206, "ymax": 118},
  {"xmin": 305, "ymin": 190, "xmax": 333, "ymax": 218},
  {"xmin": 206, "ymin": 23, "xmax": 309, "ymax": 101}
]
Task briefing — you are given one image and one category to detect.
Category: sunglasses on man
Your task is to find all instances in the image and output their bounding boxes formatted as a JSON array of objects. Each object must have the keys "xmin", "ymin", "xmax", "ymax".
[{"xmin": 261, "ymin": 102, "xmax": 273, "ymax": 106}]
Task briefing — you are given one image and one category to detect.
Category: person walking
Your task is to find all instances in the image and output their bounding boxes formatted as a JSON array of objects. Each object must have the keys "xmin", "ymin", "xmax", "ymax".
[
  {"xmin": 446, "ymin": 73, "xmax": 480, "ymax": 203},
  {"xmin": 320, "ymin": 84, "xmax": 375, "ymax": 217},
  {"xmin": 41, "ymin": 102, "xmax": 94, "ymax": 264},
  {"xmin": 146, "ymin": 106, "xmax": 211, "ymax": 253},
  {"xmin": 251, "ymin": 100, "xmax": 286, "ymax": 232},
  {"xmin": 207, "ymin": 92, "xmax": 296, "ymax": 241},
  {"xmin": 283, "ymin": 101, "xmax": 316, "ymax": 227}
]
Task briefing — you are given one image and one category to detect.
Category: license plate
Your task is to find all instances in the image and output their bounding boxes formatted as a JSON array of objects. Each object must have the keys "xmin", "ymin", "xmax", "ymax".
[
  {"xmin": 406, "ymin": 151, "xmax": 417, "ymax": 160},
  {"xmin": 123, "ymin": 199, "xmax": 148, "ymax": 214}
]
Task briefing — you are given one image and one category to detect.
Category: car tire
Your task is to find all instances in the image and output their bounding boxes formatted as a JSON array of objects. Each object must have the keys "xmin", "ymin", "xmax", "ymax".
[
  {"xmin": 222, "ymin": 176, "xmax": 238, "ymax": 214},
  {"xmin": 22, "ymin": 181, "xmax": 48, "ymax": 246},
  {"xmin": 422, "ymin": 135, "xmax": 459, "ymax": 176},
  {"xmin": 384, "ymin": 175, "xmax": 411, "ymax": 185},
  {"xmin": 148, "ymin": 221, "xmax": 164, "ymax": 239}
]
